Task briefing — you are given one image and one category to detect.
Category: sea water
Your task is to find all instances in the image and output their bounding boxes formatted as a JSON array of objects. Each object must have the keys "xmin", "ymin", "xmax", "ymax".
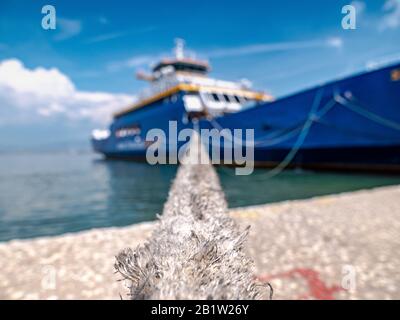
[{"xmin": 1, "ymin": 151, "xmax": 400, "ymax": 242}]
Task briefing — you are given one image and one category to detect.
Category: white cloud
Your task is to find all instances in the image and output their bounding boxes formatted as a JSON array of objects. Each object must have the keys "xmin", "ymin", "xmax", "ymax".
[
  {"xmin": 54, "ymin": 18, "xmax": 82, "ymax": 41},
  {"xmin": 380, "ymin": 0, "xmax": 400, "ymax": 30},
  {"xmin": 108, "ymin": 37, "xmax": 343, "ymax": 72},
  {"xmin": 88, "ymin": 26, "xmax": 157, "ymax": 45},
  {"xmin": 204, "ymin": 38, "xmax": 343, "ymax": 59},
  {"xmin": 0, "ymin": 59, "xmax": 135, "ymax": 125},
  {"xmin": 86, "ymin": 31, "xmax": 126, "ymax": 44},
  {"xmin": 107, "ymin": 54, "xmax": 161, "ymax": 72},
  {"xmin": 326, "ymin": 37, "xmax": 343, "ymax": 49}
]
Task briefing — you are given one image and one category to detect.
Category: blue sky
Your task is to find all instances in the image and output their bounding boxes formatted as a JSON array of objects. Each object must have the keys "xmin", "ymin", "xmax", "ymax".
[{"xmin": 0, "ymin": 0, "xmax": 399, "ymax": 149}]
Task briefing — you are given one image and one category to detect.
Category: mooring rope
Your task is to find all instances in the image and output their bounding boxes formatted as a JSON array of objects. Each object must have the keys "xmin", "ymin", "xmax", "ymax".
[
  {"xmin": 333, "ymin": 93, "xmax": 400, "ymax": 131},
  {"xmin": 253, "ymin": 88, "xmax": 324, "ymax": 179},
  {"xmin": 206, "ymin": 91, "xmax": 336, "ymax": 148},
  {"xmin": 115, "ymin": 131, "xmax": 266, "ymax": 299},
  {"xmin": 212, "ymin": 88, "xmax": 328, "ymax": 179},
  {"xmin": 208, "ymin": 87, "xmax": 400, "ymax": 179}
]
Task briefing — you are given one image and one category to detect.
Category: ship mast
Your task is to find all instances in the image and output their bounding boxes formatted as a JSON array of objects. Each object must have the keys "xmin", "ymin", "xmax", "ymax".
[
  {"xmin": 174, "ymin": 38, "xmax": 185, "ymax": 60},
  {"xmin": 136, "ymin": 39, "xmax": 211, "ymax": 81}
]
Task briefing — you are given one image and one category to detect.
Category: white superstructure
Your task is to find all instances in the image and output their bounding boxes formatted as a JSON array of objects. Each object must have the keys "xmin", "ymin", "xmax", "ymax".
[{"xmin": 114, "ymin": 39, "xmax": 273, "ymax": 118}]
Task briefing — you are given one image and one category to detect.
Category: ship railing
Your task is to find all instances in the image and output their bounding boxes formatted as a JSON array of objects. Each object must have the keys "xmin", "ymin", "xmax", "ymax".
[
  {"xmin": 136, "ymin": 78, "xmax": 181, "ymax": 102},
  {"xmin": 135, "ymin": 73, "xmax": 251, "ymax": 104}
]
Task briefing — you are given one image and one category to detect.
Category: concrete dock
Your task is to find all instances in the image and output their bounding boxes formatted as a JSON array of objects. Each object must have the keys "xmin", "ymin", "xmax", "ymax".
[{"xmin": 0, "ymin": 185, "xmax": 399, "ymax": 299}]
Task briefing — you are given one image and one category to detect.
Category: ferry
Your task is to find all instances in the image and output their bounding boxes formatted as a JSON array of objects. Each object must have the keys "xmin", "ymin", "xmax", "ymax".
[{"xmin": 92, "ymin": 39, "xmax": 400, "ymax": 173}]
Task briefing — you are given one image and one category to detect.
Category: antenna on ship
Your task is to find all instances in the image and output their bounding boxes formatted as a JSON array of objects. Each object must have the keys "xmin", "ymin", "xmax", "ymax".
[{"xmin": 174, "ymin": 38, "xmax": 185, "ymax": 60}]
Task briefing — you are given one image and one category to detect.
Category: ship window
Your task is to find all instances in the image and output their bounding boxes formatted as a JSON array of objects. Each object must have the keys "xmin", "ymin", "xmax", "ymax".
[
  {"xmin": 233, "ymin": 96, "xmax": 241, "ymax": 103},
  {"xmin": 223, "ymin": 94, "xmax": 230, "ymax": 102},
  {"xmin": 172, "ymin": 62, "xmax": 207, "ymax": 74},
  {"xmin": 211, "ymin": 93, "xmax": 220, "ymax": 101},
  {"xmin": 115, "ymin": 124, "xmax": 141, "ymax": 138}
]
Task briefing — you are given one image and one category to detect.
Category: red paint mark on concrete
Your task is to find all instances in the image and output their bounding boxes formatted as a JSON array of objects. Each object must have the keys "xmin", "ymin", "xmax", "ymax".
[{"xmin": 257, "ymin": 268, "xmax": 343, "ymax": 300}]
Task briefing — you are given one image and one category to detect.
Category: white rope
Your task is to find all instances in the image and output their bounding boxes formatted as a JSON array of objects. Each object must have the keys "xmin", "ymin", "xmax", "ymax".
[
  {"xmin": 249, "ymin": 88, "xmax": 325, "ymax": 179},
  {"xmin": 208, "ymin": 118, "xmax": 302, "ymax": 147},
  {"xmin": 214, "ymin": 88, "xmax": 326, "ymax": 179},
  {"xmin": 206, "ymin": 89, "xmax": 398, "ymax": 179},
  {"xmin": 208, "ymin": 96, "xmax": 336, "ymax": 148},
  {"xmin": 246, "ymin": 91, "xmax": 400, "ymax": 179},
  {"xmin": 334, "ymin": 93, "xmax": 400, "ymax": 131},
  {"xmin": 115, "ymin": 132, "xmax": 262, "ymax": 299}
]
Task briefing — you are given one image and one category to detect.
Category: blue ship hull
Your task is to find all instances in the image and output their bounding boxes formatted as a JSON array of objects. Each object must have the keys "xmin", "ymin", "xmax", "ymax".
[{"xmin": 92, "ymin": 63, "xmax": 400, "ymax": 172}]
